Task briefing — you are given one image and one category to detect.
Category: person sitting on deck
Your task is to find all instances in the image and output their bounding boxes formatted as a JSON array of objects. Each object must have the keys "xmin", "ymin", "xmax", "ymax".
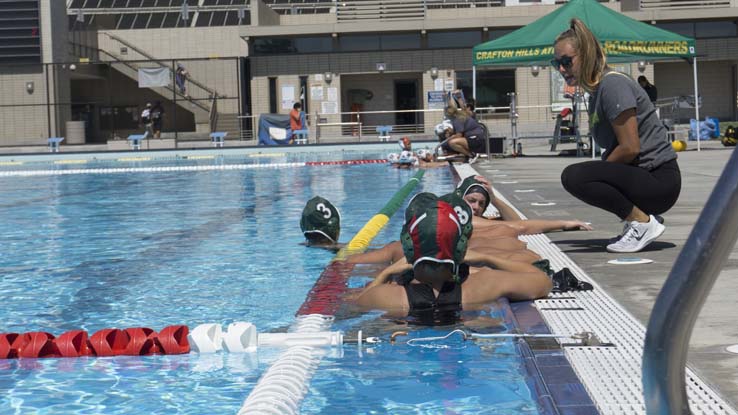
[{"xmin": 351, "ymin": 193, "xmax": 551, "ymax": 322}]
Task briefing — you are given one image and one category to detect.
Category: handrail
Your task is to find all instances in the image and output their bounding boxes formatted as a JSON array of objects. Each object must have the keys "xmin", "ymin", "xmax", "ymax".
[
  {"xmin": 642, "ymin": 147, "xmax": 738, "ymax": 414},
  {"xmin": 102, "ymin": 33, "xmax": 219, "ymax": 101},
  {"xmin": 93, "ymin": 47, "xmax": 211, "ymax": 113}
]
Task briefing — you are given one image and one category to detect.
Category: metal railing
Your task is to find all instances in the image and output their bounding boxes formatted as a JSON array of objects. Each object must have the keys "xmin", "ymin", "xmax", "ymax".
[
  {"xmin": 643, "ymin": 146, "xmax": 738, "ymax": 414},
  {"xmin": 640, "ymin": 0, "xmax": 732, "ymax": 10}
]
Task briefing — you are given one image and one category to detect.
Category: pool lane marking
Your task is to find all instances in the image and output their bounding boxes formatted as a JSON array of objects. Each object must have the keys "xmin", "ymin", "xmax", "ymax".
[
  {"xmin": 0, "ymin": 159, "xmax": 389, "ymax": 177},
  {"xmin": 298, "ymin": 169, "xmax": 425, "ymax": 316}
]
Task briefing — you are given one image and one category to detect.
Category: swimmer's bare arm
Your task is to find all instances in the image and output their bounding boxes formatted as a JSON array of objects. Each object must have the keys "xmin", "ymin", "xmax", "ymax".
[
  {"xmin": 463, "ymin": 249, "xmax": 542, "ymax": 273},
  {"xmin": 365, "ymin": 258, "xmax": 411, "ymax": 289},
  {"xmin": 345, "ymin": 241, "xmax": 403, "ymax": 264},
  {"xmin": 501, "ymin": 220, "xmax": 593, "ymax": 235}
]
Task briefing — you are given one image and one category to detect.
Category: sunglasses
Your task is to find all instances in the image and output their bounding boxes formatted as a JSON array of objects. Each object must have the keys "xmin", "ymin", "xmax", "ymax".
[{"xmin": 550, "ymin": 55, "xmax": 575, "ymax": 69}]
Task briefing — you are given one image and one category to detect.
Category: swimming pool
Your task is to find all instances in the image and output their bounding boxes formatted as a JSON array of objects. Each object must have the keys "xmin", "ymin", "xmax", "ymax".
[{"xmin": 0, "ymin": 151, "xmax": 549, "ymax": 414}]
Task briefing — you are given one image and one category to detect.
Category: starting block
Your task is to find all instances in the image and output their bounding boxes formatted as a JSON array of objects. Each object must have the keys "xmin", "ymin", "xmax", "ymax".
[
  {"xmin": 376, "ymin": 125, "xmax": 392, "ymax": 142},
  {"xmin": 210, "ymin": 132, "xmax": 227, "ymax": 147},
  {"xmin": 293, "ymin": 129, "xmax": 309, "ymax": 145},
  {"xmin": 127, "ymin": 132, "xmax": 148, "ymax": 150},
  {"xmin": 48, "ymin": 137, "xmax": 65, "ymax": 153}
]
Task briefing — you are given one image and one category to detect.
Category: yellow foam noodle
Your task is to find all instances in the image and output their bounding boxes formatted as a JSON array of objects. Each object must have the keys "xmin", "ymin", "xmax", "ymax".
[
  {"xmin": 337, "ymin": 214, "xmax": 389, "ymax": 259},
  {"xmin": 186, "ymin": 155, "xmax": 215, "ymax": 160},
  {"xmin": 53, "ymin": 159, "xmax": 87, "ymax": 165},
  {"xmin": 117, "ymin": 157, "xmax": 151, "ymax": 162},
  {"xmin": 0, "ymin": 161, "xmax": 23, "ymax": 166}
]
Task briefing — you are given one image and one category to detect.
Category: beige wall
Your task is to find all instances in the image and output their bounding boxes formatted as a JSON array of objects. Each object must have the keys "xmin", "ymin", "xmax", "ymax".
[
  {"xmin": 657, "ymin": 60, "xmax": 737, "ymax": 121},
  {"xmin": 99, "ymin": 27, "xmax": 245, "ymax": 60}
]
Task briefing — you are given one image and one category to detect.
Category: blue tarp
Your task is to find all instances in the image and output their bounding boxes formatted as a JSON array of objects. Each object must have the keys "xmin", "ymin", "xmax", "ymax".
[{"xmin": 258, "ymin": 114, "xmax": 293, "ymax": 146}]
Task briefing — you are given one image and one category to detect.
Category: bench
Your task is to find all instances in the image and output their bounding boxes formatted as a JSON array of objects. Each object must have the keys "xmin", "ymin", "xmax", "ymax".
[
  {"xmin": 47, "ymin": 137, "xmax": 64, "ymax": 153},
  {"xmin": 127, "ymin": 132, "xmax": 148, "ymax": 150},
  {"xmin": 210, "ymin": 132, "xmax": 227, "ymax": 147},
  {"xmin": 293, "ymin": 129, "xmax": 309, "ymax": 145},
  {"xmin": 376, "ymin": 125, "xmax": 392, "ymax": 142}
]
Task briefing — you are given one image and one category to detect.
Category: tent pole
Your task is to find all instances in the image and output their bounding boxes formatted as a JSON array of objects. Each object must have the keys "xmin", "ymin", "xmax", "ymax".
[
  {"xmin": 693, "ymin": 57, "xmax": 700, "ymax": 152},
  {"xmin": 472, "ymin": 66, "xmax": 477, "ymax": 100}
]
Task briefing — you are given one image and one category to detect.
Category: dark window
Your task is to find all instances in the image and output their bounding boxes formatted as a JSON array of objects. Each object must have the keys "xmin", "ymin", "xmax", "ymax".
[
  {"xmin": 695, "ymin": 20, "xmax": 736, "ymax": 38},
  {"xmin": 117, "ymin": 13, "xmax": 136, "ymax": 29},
  {"xmin": 141, "ymin": 0, "xmax": 156, "ymax": 6},
  {"xmin": 112, "ymin": 0, "xmax": 128, "ymax": 7},
  {"xmin": 132, "ymin": 14, "xmax": 149, "ymax": 29},
  {"xmin": 380, "ymin": 33, "xmax": 421, "ymax": 50},
  {"xmin": 70, "ymin": 0, "xmax": 85, "ymax": 7},
  {"xmin": 428, "ymin": 31, "xmax": 482, "ymax": 48},
  {"xmin": 98, "ymin": 0, "xmax": 115, "ymax": 7},
  {"xmin": 128, "ymin": 0, "xmax": 143, "ymax": 7},
  {"xmin": 225, "ymin": 11, "xmax": 240, "ymax": 25},
  {"xmin": 340, "ymin": 35, "xmax": 379, "ymax": 52},
  {"xmin": 252, "ymin": 37, "xmax": 332, "ymax": 55},
  {"xmin": 300, "ymin": 75, "xmax": 308, "ymax": 113},
  {"xmin": 293, "ymin": 37, "xmax": 332, "ymax": 53},
  {"xmin": 654, "ymin": 22, "xmax": 694, "ymax": 37},
  {"xmin": 456, "ymin": 69, "xmax": 515, "ymax": 111},
  {"xmin": 162, "ymin": 12, "xmax": 179, "ymax": 27},
  {"xmin": 488, "ymin": 28, "xmax": 515, "ymax": 40},
  {"xmin": 202, "ymin": 0, "xmax": 219, "ymax": 4},
  {"xmin": 100, "ymin": 106, "xmax": 140, "ymax": 130},
  {"xmin": 269, "ymin": 77, "xmax": 278, "ymax": 114},
  {"xmin": 148, "ymin": 12, "xmax": 165, "ymax": 28},
  {"xmin": 195, "ymin": 11, "xmax": 212, "ymax": 26},
  {"xmin": 178, "ymin": 12, "xmax": 194, "ymax": 27},
  {"xmin": 211, "ymin": 11, "xmax": 227, "ymax": 26}
]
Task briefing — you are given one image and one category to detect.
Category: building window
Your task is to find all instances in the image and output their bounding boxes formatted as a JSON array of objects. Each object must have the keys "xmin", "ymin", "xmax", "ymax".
[
  {"xmin": 695, "ymin": 20, "xmax": 736, "ymax": 38},
  {"xmin": 252, "ymin": 37, "xmax": 332, "ymax": 55},
  {"xmin": 380, "ymin": 33, "xmax": 421, "ymax": 50},
  {"xmin": 428, "ymin": 31, "xmax": 482, "ymax": 49},
  {"xmin": 269, "ymin": 77, "xmax": 277, "ymax": 114},
  {"xmin": 339, "ymin": 35, "xmax": 380, "ymax": 52},
  {"xmin": 456, "ymin": 69, "xmax": 515, "ymax": 111}
]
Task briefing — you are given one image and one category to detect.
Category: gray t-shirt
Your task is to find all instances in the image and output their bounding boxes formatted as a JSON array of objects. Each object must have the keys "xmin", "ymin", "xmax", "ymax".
[{"xmin": 588, "ymin": 71, "xmax": 676, "ymax": 170}]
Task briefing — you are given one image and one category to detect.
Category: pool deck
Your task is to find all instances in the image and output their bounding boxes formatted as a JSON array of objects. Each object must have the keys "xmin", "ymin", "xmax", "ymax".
[{"xmin": 472, "ymin": 139, "xmax": 738, "ymax": 410}]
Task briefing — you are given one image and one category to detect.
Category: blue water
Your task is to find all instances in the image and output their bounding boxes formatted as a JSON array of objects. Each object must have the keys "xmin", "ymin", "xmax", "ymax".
[{"xmin": 0, "ymin": 152, "xmax": 543, "ymax": 414}]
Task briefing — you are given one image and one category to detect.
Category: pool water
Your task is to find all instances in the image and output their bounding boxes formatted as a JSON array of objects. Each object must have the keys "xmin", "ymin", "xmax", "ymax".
[{"xmin": 0, "ymin": 151, "xmax": 545, "ymax": 414}]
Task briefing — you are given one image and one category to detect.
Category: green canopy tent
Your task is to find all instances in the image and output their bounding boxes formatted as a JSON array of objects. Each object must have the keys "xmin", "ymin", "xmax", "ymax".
[{"xmin": 471, "ymin": 0, "xmax": 701, "ymax": 147}]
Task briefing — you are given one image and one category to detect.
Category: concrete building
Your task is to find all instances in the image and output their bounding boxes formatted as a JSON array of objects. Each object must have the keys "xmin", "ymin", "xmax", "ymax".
[{"xmin": 0, "ymin": 0, "xmax": 736, "ymax": 148}]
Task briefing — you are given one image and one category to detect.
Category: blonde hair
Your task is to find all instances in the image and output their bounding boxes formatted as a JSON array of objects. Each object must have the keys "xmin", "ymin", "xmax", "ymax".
[{"xmin": 554, "ymin": 18, "xmax": 608, "ymax": 92}]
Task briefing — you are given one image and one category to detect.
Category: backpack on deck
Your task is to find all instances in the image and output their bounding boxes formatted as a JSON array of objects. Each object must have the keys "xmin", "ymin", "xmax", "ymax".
[{"xmin": 722, "ymin": 125, "xmax": 737, "ymax": 147}]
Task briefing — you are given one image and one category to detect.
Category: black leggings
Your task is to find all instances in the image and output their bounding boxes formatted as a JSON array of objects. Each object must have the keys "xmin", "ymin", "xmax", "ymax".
[{"xmin": 561, "ymin": 158, "xmax": 681, "ymax": 220}]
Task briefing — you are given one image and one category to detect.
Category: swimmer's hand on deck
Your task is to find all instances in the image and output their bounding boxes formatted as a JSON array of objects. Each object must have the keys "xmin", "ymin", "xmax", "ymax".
[{"xmin": 562, "ymin": 220, "xmax": 593, "ymax": 231}]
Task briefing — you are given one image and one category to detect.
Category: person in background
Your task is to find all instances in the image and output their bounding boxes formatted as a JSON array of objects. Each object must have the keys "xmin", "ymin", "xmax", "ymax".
[
  {"xmin": 444, "ymin": 106, "xmax": 487, "ymax": 164},
  {"xmin": 553, "ymin": 19, "xmax": 680, "ymax": 253},
  {"xmin": 175, "ymin": 63, "xmax": 189, "ymax": 98},
  {"xmin": 140, "ymin": 102, "xmax": 153, "ymax": 137},
  {"xmin": 637, "ymin": 75, "xmax": 658, "ymax": 104},
  {"xmin": 150, "ymin": 101, "xmax": 165, "ymax": 139},
  {"xmin": 290, "ymin": 102, "xmax": 304, "ymax": 133}
]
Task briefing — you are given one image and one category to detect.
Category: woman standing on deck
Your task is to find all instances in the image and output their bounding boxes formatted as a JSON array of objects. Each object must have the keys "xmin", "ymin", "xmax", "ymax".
[{"xmin": 553, "ymin": 19, "xmax": 681, "ymax": 253}]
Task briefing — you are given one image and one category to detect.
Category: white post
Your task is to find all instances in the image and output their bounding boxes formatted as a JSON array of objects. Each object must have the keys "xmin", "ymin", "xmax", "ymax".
[
  {"xmin": 693, "ymin": 57, "xmax": 701, "ymax": 152},
  {"xmin": 472, "ymin": 65, "xmax": 477, "ymax": 99}
]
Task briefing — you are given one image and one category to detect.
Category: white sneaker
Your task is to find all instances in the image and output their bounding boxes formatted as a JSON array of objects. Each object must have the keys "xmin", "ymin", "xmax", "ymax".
[
  {"xmin": 608, "ymin": 221, "xmax": 632, "ymax": 244},
  {"xmin": 467, "ymin": 153, "xmax": 479, "ymax": 164},
  {"xmin": 606, "ymin": 215, "xmax": 665, "ymax": 253}
]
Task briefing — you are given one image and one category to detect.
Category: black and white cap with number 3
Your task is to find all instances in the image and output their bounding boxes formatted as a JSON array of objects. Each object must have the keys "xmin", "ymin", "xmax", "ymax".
[{"xmin": 300, "ymin": 196, "xmax": 341, "ymax": 243}]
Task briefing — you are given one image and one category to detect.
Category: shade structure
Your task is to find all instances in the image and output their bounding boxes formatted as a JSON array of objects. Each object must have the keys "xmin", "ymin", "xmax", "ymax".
[{"xmin": 472, "ymin": 0, "xmax": 695, "ymax": 67}]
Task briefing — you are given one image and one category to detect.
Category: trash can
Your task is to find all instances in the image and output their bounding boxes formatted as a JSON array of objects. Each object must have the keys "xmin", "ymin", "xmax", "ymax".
[{"xmin": 65, "ymin": 121, "xmax": 85, "ymax": 145}]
